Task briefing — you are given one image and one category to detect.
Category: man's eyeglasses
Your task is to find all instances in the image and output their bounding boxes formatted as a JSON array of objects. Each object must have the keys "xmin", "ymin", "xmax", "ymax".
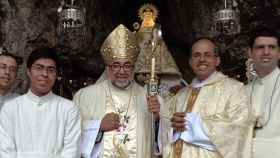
[
  {"xmin": 109, "ymin": 63, "xmax": 133, "ymax": 72},
  {"xmin": 0, "ymin": 64, "xmax": 17, "ymax": 73},
  {"xmin": 31, "ymin": 64, "xmax": 57, "ymax": 74}
]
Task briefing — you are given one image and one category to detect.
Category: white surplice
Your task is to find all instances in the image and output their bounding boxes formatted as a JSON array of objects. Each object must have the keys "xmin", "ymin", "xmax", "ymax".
[
  {"xmin": 247, "ymin": 67, "xmax": 280, "ymax": 158},
  {"xmin": 0, "ymin": 90, "xmax": 81, "ymax": 158}
]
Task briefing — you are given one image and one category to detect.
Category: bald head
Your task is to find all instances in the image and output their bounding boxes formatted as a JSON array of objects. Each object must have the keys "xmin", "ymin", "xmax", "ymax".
[
  {"xmin": 189, "ymin": 38, "xmax": 220, "ymax": 80},
  {"xmin": 191, "ymin": 38, "xmax": 218, "ymax": 56}
]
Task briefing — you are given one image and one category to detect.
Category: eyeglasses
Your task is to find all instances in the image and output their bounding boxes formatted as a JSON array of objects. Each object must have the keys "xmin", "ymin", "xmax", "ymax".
[
  {"xmin": 31, "ymin": 64, "xmax": 57, "ymax": 74},
  {"xmin": 109, "ymin": 63, "xmax": 133, "ymax": 72},
  {"xmin": 0, "ymin": 64, "xmax": 17, "ymax": 73}
]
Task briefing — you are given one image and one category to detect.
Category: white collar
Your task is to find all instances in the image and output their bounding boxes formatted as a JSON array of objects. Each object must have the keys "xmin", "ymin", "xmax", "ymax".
[
  {"xmin": 191, "ymin": 71, "xmax": 217, "ymax": 88},
  {"xmin": 26, "ymin": 89, "xmax": 54, "ymax": 104},
  {"xmin": 256, "ymin": 67, "xmax": 280, "ymax": 84}
]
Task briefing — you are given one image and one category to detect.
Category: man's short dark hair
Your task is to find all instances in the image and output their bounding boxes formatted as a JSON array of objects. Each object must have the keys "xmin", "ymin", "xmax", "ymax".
[
  {"xmin": 249, "ymin": 27, "xmax": 280, "ymax": 48},
  {"xmin": 27, "ymin": 47, "xmax": 60, "ymax": 69},
  {"xmin": 190, "ymin": 37, "xmax": 220, "ymax": 57},
  {"xmin": 0, "ymin": 47, "xmax": 23, "ymax": 65}
]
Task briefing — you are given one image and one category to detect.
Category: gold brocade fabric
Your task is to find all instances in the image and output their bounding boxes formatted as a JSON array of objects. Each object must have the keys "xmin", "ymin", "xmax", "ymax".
[
  {"xmin": 100, "ymin": 24, "xmax": 139, "ymax": 65},
  {"xmin": 134, "ymin": 27, "xmax": 181, "ymax": 77},
  {"xmin": 102, "ymin": 84, "xmax": 137, "ymax": 158},
  {"xmin": 160, "ymin": 72, "xmax": 253, "ymax": 158},
  {"xmin": 173, "ymin": 88, "xmax": 200, "ymax": 158},
  {"xmin": 74, "ymin": 80, "xmax": 154, "ymax": 158}
]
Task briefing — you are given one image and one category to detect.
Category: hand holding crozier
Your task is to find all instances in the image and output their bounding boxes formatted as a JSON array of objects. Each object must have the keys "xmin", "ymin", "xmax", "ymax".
[{"xmin": 147, "ymin": 95, "xmax": 160, "ymax": 119}]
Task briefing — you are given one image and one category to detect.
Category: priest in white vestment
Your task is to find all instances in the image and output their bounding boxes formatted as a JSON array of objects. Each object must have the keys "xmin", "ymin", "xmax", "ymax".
[
  {"xmin": 74, "ymin": 24, "xmax": 160, "ymax": 158},
  {"xmin": 247, "ymin": 28, "xmax": 280, "ymax": 158},
  {"xmin": 159, "ymin": 38, "xmax": 252, "ymax": 158},
  {"xmin": 0, "ymin": 51, "xmax": 22, "ymax": 109},
  {"xmin": 0, "ymin": 47, "xmax": 81, "ymax": 158}
]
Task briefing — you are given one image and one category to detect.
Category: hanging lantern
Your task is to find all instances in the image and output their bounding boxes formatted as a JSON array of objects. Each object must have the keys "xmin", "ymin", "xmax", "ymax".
[
  {"xmin": 57, "ymin": 0, "xmax": 86, "ymax": 35},
  {"xmin": 213, "ymin": 0, "xmax": 240, "ymax": 36}
]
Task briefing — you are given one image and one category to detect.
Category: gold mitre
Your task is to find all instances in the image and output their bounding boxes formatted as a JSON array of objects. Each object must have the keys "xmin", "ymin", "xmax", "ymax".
[{"xmin": 101, "ymin": 24, "xmax": 139, "ymax": 64}]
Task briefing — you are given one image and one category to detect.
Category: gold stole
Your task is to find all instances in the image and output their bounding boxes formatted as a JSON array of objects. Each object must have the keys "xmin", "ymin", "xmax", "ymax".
[{"xmin": 173, "ymin": 88, "xmax": 200, "ymax": 158}]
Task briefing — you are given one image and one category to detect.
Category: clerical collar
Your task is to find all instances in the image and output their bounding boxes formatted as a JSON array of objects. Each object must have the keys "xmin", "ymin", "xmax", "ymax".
[
  {"xmin": 192, "ymin": 71, "xmax": 217, "ymax": 88},
  {"xmin": 256, "ymin": 67, "xmax": 280, "ymax": 84},
  {"xmin": 26, "ymin": 89, "xmax": 54, "ymax": 104}
]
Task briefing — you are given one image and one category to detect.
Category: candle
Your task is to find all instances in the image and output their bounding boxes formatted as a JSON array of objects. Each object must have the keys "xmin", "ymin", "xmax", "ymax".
[{"xmin": 151, "ymin": 57, "xmax": 155, "ymax": 79}]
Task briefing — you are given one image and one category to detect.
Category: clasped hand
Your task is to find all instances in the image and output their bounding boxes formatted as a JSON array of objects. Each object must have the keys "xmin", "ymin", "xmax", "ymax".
[
  {"xmin": 171, "ymin": 112, "xmax": 187, "ymax": 132},
  {"xmin": 100, "ymin": 112, "xmax": 120, "ymax": 132}
]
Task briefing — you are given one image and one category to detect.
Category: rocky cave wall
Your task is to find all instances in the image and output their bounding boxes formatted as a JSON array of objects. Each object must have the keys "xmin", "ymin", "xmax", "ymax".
[{"xmin": 1, "ymin": 0, "xmax": 280, "ymax": 97}]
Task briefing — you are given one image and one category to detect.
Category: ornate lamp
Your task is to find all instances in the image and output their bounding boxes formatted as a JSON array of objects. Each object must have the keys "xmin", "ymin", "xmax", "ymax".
[
  {"xmin": 57, "ymin": 0, "xmax": 86, "ymax": 35},
  {"xmin": 213, "ymin": 0, "xmax": 240, "ymax": 36}
]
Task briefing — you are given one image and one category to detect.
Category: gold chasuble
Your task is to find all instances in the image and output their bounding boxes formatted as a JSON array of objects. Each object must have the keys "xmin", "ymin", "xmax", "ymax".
[{"xmin": 160, "ymin": 72, "xmax": 253, "ymax": 158}]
